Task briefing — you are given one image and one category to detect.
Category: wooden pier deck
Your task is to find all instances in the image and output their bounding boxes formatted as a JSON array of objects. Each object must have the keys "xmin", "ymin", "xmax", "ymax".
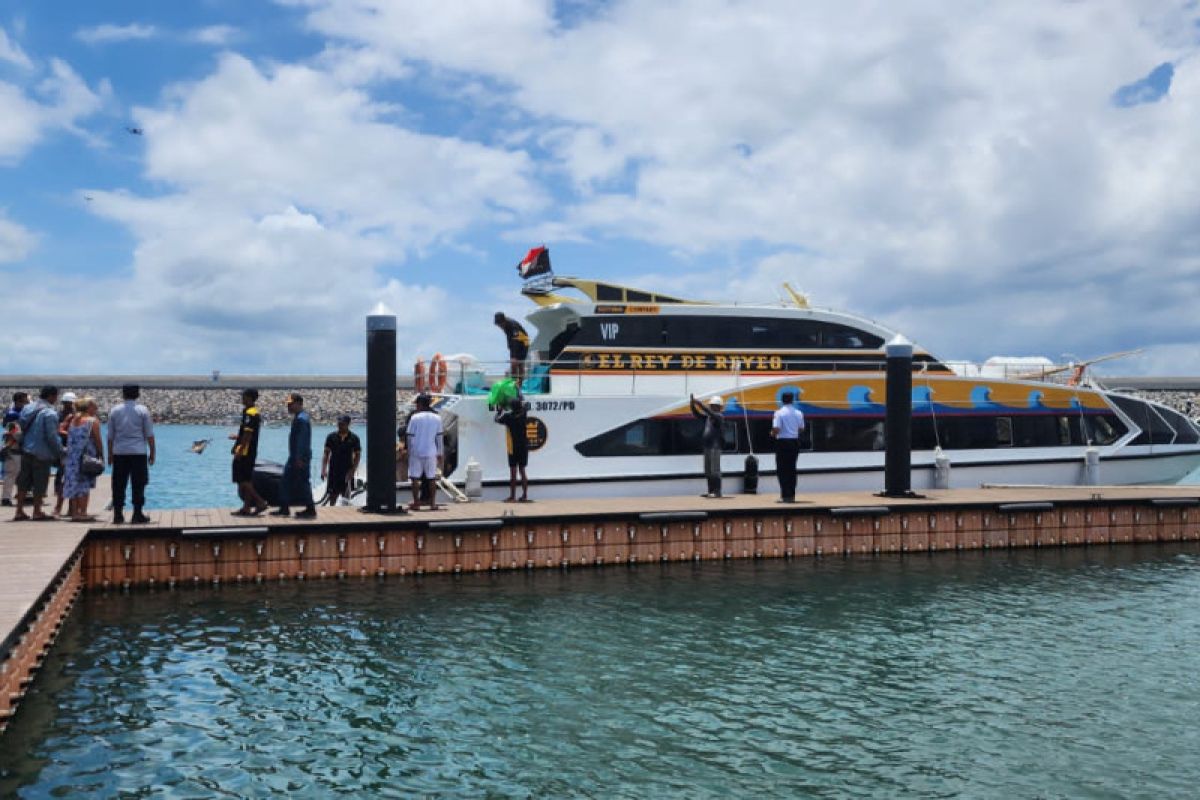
[{"xmin": 3, "ymin": 480, "xmax": 1200, "ymax": 732}]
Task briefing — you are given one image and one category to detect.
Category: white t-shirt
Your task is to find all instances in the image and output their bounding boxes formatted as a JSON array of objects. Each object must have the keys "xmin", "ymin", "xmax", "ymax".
[
  {"xmin": 772, "ymin": 405, "xmax": 806, "ymax": 439},
  {"xmin": 405, "ymin": 411, "xmax": 443, "ymax": 458}
]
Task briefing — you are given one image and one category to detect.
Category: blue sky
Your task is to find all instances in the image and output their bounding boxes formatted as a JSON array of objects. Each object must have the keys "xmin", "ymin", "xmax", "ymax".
[{"xmin": 1, "ymin": 0, "xmax": 1198, "ymax": 375}]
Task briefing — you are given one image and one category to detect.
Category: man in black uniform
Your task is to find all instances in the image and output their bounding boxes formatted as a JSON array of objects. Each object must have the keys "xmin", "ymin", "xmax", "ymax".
[
  {"xmin": 689, "ymin": 394, "xmax": 726, "ymax": 498},
  {"xmin": 495, "ymin": 396, "xmax": 530, "ymax": 502},
  {"xmin": 230, "ymin": 388, "xmax": 268, "ymax": 515},
  {"xmin": 321, "ymin": 415, "xmax": 362, "ymax": 505},
  {"xmin": 494, "ymin": 311, "xmax": 530, "ymax": 385}
]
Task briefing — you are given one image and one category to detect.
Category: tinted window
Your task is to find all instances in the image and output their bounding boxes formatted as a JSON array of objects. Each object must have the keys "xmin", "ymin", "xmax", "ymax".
[
  {"xmin": 1110, "ymin": 395, "xmax": 1173, "ymax": 445},
  {"xmin": 1160, "ymin": 407, "xmax": 1200, "ymax": 444},
  {"xmin": 662, "ymin": 316, "xmax": 883, "ymax": 350}
]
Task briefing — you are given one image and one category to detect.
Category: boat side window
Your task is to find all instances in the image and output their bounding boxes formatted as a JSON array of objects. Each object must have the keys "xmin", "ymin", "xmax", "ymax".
[
  {"xmin": 597, "ymin": 285, "xmax": 623, "ymax": 302},
  {"xmin": 996, "ymin": 417, "xmax": 1014, "ymax": 447},
  {"xmin": 812, "ymin": 418, "xmax": 885, "ymax": 452},
  {"xmin": 1159, "ymin": 407, "xmax": 1200, "ymax": 445},
  {"xmin": 657, "ymin": 316, "xmax": 882, "ymax": 350},
  {"xmin": 626, "ymin": 289, "xmax": 652, "ymax": 302}
]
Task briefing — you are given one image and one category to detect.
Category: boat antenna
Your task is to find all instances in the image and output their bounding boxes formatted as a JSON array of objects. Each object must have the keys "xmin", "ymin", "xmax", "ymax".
[{"xmin": 783, "ymin": 282, "xmax": 809, "ymax": 309}]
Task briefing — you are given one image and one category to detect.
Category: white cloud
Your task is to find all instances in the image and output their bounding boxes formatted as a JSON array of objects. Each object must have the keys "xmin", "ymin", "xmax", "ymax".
[
  {"xmin": 188, "ymin": 25, "xmax": 239, "ymax": 47},
  {"xmin": 0, "ymin": 26, "xmax": 33, "ymax": 69},
  {"xmin": 0, "ymin": 58, "xmax": 106, "ymax": 163},
  {"xmin": 0, "ymin": 211, "xmax": 36, "ymax": 263},
  {"xmin": 284, "ymin": 0, "xmax": 1200, "ymax": 373},
  {"xmin": 57, "ymin": 53, "xmax": 548, "ymax": 371},
  {"xmin": 75, "ymin": 23, "xmax": 158, "ymax": 45}
]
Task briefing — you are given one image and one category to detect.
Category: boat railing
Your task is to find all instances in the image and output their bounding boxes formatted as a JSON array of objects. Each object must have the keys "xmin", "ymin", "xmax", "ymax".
[{"xmin": 431, "ymin": 358, "xmax": 1081, "ymax": 399}]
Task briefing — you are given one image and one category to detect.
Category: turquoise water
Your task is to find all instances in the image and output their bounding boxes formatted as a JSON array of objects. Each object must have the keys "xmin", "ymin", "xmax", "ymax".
[
  {"xmin": 3, "ymin": 548, "xmax": 1200, "ymax": 797},
  {"xmin": 122, "ymin": 424, "xmax": 341, "ymax": 510},
  {"xmin": 67, "ymin": 424, "xmax": 1200, "ymax": 509}
]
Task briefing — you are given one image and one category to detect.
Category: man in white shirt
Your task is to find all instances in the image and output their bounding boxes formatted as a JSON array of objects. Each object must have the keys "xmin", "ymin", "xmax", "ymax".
[
  {"xmin": 405, "ymin": 394, "xmax": 444, "ymax": 511},
  {"xmin": 107, "ymin": 384, "xmax": 156, "ymax": 524},
  {"xmin": 771, "ymin": 391, "xmax": 806, "ymax": 503}
]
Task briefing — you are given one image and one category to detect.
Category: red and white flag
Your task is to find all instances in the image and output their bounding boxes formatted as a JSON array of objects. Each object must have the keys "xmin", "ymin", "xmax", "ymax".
[{"xmin": 516, "ymin": 246, "xmax": 551, "ymax": 278}]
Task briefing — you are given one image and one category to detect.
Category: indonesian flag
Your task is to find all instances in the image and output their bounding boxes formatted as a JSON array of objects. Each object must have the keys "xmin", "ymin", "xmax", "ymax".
[{"xmin": 517, "ymin": 246, "xmax": 551, "ymax": 278}]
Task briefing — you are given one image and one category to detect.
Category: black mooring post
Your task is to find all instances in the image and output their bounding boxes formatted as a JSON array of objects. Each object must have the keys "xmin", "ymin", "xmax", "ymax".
[
  {"xmin": 364, "ymin": 313, "xmax": 398, "ymax": 513},
  {"xmin": 882, "ymin": 336, "xmax": 916, "ymax": 498}
]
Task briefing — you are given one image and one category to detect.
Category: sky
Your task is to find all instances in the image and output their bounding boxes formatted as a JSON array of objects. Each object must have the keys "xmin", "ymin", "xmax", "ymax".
[{"xmin": 1, "ymin": 0, "xmax": 1197, "ymax": 376}]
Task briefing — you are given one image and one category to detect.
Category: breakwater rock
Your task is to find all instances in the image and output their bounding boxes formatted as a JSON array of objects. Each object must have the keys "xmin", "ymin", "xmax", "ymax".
[{"xmin": 0, "ymin": 386, "xmax": 411, "ymax": 425}]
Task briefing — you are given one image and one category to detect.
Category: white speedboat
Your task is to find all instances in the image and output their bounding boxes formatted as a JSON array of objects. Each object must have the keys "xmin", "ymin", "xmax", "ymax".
[{"xmin": 414, "ymin": 266, "xmax": 1200, "ymax": 500}]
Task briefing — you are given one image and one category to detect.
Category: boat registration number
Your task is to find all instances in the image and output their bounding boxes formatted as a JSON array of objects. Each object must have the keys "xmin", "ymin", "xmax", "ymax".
[{"xmin": 534, "ymin": 400, "xmax": 576, "ymax": 412}]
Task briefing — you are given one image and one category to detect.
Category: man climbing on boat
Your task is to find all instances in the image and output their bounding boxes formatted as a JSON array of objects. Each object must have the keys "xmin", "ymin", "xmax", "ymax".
[{"xmin": 494, "ymin": 311, "xmax": 530, "ymax": 385}]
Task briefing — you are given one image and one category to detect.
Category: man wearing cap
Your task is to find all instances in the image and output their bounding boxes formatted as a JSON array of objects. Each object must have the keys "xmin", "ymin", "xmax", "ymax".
[
  {"xmin": 321, "ymin": 415, "xmax": 361, "ymax": 506},
  {"xmin": 771, "ymin": 391, "xmax": 806, "ymax": 503},
  {"xmin": 12, "ymin": 386, "xmax": 63, "ymax": 521},
  {"xmin": 107, "ymin": 384, "xmax": 155, "ymax": 524},
  {"xmin": 51, "ymin": 392, "xmax": 78, "ymax": 517},
  {"xmin": 689, "ymin": 393, "xmax": 727, "ymax": 498},
  {"xmin": 494, "ymin": 312, "xmax": 530, "ymax": 385},
  {"xmin": 230, "ymin": 388, "xmax": 269, "ymax": 516},
  {"xmin": 272, "ymin": 393, "xmax": 317, "ymax": 519}
]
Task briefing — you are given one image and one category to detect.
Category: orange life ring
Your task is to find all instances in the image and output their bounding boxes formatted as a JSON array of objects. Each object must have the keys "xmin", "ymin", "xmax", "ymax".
[
  {"xmin": 429, "ymin": 353, "xmax": 448, "ymax": 393},
  {"xmin": 413, "ymin": 358, "xmax": 426, "ymax": 393}
]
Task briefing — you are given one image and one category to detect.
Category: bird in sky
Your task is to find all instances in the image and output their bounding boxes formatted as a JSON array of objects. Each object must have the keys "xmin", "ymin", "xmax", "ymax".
[{"xmin": 126, "ymin": 127, "xmax": 143, "ymax": 136}]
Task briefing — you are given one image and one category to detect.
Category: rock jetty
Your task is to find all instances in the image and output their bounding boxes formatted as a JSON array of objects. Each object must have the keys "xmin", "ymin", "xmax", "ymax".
[{"xmin": 0, "ymin": 385, "xmax": 409, "ymax": 425}]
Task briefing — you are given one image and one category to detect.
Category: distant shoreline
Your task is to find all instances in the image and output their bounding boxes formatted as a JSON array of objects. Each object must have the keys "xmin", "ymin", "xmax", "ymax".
[{"xmin": 0, "ymin": 384, "xmax": 410, "ymax": 426}]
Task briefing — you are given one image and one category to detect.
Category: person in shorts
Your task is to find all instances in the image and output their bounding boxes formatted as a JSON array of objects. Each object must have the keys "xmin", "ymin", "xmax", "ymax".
[
  {"xmin": 13, "ymin": 386, "xmax": 63, "ymax": 521},
  {"xmin": 230, "ymin": 388, "xmax": 269, "ymax": 516},
  {"xmin": 495, "ymin": 396, "xmax": 530, "ymax": 502},
  {"xmin": 405, "ymin": 394, "xmax": 443, "ymax": 511}
]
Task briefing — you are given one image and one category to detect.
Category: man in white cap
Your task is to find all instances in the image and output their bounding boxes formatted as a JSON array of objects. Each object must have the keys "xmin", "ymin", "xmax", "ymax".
[{"xmin": 689, "ymin": 393, "xmax": 727, "ymax": 498}]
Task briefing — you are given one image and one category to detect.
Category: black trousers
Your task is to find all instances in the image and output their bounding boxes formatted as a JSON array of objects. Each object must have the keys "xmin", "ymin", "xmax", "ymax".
[
  {"xmin": 111, "ymin": 454, "xmax": 148, "ymax": 511},
  {"xmin": 775, "ymin": 439, "xmax": 800, "ymax": 500}
]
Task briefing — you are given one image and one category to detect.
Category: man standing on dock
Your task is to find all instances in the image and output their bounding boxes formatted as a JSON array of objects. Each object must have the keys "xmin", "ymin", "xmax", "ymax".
[
  {"xmin": 273, "ymin": 393, "xmax": 317, "ymax": 519},
  {"xmin": 230, "ymin": 389, "xmax": 269, "ymax": 516},
  {"xmin": 406, "ymin": 393, "xmax": 444, "ymax": 511},
  {"xmin": 771, "ymin": 391, "xmax": 806, "ymax": 503},
  {"xmin": 12, "ymin": 386, "xmax": 63, "ymax": 521},
  {"xmin": 690, "ymin": 394, "xmax": 726, "ymax": 498},
  {"xmin": 320, "ymin": 415, "xmax": 361, "ymax": 506},
  {"xmin": 107, "ymin": 384, "xmax": 155, "ymax": 524}
]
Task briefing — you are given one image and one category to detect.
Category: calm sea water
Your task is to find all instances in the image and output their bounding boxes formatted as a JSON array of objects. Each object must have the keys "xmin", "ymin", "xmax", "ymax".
[
  {"xmin": 114, "ymin": 424, "xmax": 342, "ymax": 510},
  {"xmin": 3, "ymin": 549, "xmax": 1200, "ymax": 797},
  {"xmin": 54, "ymin": 424, "xmax": 1200, "ymax": 510}
]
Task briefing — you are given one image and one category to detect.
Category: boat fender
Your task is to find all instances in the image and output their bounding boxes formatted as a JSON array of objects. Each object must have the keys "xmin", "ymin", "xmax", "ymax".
[
  {"xmin": 934, "ymin": 447, "xmax": 951, "ymax": 490},
  {"xmin": 465, "ymin": 458, "xmax": 483, "ymax": 499},
  {"xmin": 1084, "ymin": 446, "xmax": 1101, "ymax": 486},
  {"xmin": 429, "ymin": 353, "xmax": 448, "ymax": 393},
  {"xmin": 743, "ymin": 454, "xmax": 759, "ymax": 495},
  {"xmin": 414, "ymin": 358, "xmax": 426, "ymax": 393}
]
